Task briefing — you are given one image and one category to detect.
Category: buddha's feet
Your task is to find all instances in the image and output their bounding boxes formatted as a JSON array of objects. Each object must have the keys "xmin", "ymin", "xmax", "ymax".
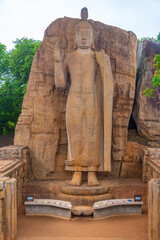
[
  {"xmin": 88, "ymin": 172, "xmax": 99, "ymax": 186},
  {"xmin": 70, "ymin": 171, "xmax": 82, "ymax": 186}
]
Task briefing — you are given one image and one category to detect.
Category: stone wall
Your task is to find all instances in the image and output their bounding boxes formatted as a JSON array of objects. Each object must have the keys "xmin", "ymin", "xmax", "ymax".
[
  {"xmin": 143, "ymin": 147, "xmax": 160, "ymax": 181},
  {"xmin": 14, "ymin": 17, "xmax": 138, "ymax": 180},
  {"xmin": 0, "ymin": 146, "xmax": 30, "ymax": 240},
  {"xmin": 0, "ymin": 146, "xmax": 30, "ymax": 208}
]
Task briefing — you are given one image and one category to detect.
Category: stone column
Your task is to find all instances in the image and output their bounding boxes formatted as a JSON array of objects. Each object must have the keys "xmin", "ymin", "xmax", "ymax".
[
  {"xmin": 0, "ymin": 179, "xmax": 5, "ymax": 240},
  {"xmin": 148, "ymin": 179, "xmax": 160, "ymax": 240},
  {"xmin": 0, "ymin": 178, "xmax": 17, "ymax": 240}
]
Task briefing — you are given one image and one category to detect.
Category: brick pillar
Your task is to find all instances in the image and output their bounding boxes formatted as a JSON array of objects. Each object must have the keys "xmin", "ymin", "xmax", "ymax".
[{"xmin": 148, "ymin": 179, "xmax": 160, "ymax": 240}]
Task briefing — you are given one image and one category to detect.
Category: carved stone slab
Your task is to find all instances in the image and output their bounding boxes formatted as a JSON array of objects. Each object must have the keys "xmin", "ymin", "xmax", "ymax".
[
  {"xmin": 93, "ymin": 198, "xmax": 143, "ymax": 219},
  {"xmin": 25, "ymin": 199, "xmax": 72, "ymax": 219}
]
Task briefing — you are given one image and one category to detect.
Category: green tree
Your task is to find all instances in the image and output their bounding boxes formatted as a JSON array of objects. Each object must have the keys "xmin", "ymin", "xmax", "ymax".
[
  {"xmin": 0, "ymin": 38, "xmax": 41, "ymax": 134},
  {"xmin": 138, "ymin": 33, "xmax": 160, "ymax": 46},
  {"xmin": 142, "ymin": 33, "xmax": 160, "ymax": 97},
  {"xmin": 138, "ymin": 36, "xmax": 157, "ymax": 45},
  {"xmin": 8, "ymin": 38, "xmax": 41, "ymax": 91},
  {"xmin": 157, "ymin": 32, "xmax": 160, "ymax": 42},
  {"xmin": 143, "ymin": 54, "xmax": 160, "ymax": 97},
  {"xmin": 0, "ymin": 43, "xmax": 10, "ymax": 84}
]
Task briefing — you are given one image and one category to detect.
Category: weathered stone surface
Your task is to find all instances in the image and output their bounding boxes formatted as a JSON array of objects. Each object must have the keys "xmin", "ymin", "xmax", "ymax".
[
  {"xmin": 0, "ymin": 146, "xmax": 30, "ymax": 209},
  {"xmin": 54, "ymin": 19, "xmax": 113, "ymax": 187},
  {"xmin": 94, "ymin": 200, "xmax": 143, "ymax": 219},
  {"xmin": 148, "ymin": 179, "xmax": 160, "ymax": 240},
  {"xmin": 120, "ymin": 140, "xmax": 145, "ymax": 178},
  {"xmin": 71, "ymin": 205, "xmax": 93, "ymax": 216},
  {"xmin": 25, "ymin": 204, "xmax": 71, "ymax": 219},
  {"xmin": 61, "ymin": 184, "xmax": 110, "ymax": 196},
  {"xmin": 133, "ymin": 40, "xmax": 160, "ymax": 140},
  {"xmin": 14, "ymin": 17, "xmax": 137, "ymax": 179},
  {"xmin": 143, "ymin": 147, "xmax": 160, "ymax": 181},
  {"xmin": 2, "ymin": 178, "xmax": 17, "ymax": 240}
]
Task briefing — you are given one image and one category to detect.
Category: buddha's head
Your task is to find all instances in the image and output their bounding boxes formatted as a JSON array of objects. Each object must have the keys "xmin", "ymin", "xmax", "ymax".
[{"xmin": 75, "ymin": 21, "xmax": 94, "ymax": 49}]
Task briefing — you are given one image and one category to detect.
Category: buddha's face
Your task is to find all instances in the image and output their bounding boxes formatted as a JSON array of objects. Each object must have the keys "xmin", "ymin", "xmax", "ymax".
[{"xmin": 76, "ymin": 28, "xmax": 93, "ymax": 49}]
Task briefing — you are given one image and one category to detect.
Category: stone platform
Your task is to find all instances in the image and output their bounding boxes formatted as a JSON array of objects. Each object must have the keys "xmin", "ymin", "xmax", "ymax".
[
  {"xmin": 22, "ymin": 178, "xmax": 148, "ymax": 213},
  {"xmin": 23, "ymin": 178, "xmax": 147, "ymax": 220}
]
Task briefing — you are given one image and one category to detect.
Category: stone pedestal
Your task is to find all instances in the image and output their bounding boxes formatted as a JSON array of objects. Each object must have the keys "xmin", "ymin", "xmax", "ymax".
[
  {"xmin": 60, "ymin": 183, "xmax": 113, "ymax": 209},
  {"xmin": 148, "ymin": 179, "xmax": 160, "ymax": 240},
  {"xmin": 61, "ymin": 184, "xmax": 110, "ymax": 196}
]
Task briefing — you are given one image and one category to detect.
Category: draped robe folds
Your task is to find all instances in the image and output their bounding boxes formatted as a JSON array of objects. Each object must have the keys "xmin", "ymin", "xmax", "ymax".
[{"xmin": 54, "ymin": 49, "xmax": 113, "ymax": 172}]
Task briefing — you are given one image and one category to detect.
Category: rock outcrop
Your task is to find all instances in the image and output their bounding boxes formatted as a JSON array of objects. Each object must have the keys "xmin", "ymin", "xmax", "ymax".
[
  {"xmin": 14, "ymin": 17, "xmax": 137, "ymax": 179},
  {"xmin": 133, "ymin": 40, "xmax": 160, "ymax": 140},
  {"xmin": 120, "ymin": 140, "xmax": 145, "ymax": 178}
]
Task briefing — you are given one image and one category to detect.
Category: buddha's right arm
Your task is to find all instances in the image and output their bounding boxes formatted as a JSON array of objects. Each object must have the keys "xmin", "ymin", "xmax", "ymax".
[
  {"xmin": 54, "ymin": 59, "xmax": 67, "ymax": 90},
  {"xmin": 53, "ymin": 42, "xmax": 67, "ymax": 90}
]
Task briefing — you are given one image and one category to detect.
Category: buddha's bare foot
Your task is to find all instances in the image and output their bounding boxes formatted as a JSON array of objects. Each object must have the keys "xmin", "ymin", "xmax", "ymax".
[
  {"xmin": 70, "ymin": 171, "xmax": 82, "ymax": 186},
  {"xmin": 88, "ymin": 172, "xmax": 99, "ymax": 186}
]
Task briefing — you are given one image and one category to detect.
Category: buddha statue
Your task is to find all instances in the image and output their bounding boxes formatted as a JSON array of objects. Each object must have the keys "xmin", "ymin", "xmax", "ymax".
[{"xmin": 54, "ymin": 10, "xmax": 113, "ymax": 186}]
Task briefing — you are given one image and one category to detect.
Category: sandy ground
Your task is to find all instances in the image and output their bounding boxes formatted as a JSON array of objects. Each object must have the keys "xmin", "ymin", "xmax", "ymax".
[{"xmin": 17, "ymin": 213, "xmax": 148, "ymax": 240}]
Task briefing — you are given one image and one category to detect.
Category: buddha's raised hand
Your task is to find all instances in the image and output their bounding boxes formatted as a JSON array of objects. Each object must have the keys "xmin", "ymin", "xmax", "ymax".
[{"xmin": 54, "ymin": 42, "xmax": 64, "ymax": 62}]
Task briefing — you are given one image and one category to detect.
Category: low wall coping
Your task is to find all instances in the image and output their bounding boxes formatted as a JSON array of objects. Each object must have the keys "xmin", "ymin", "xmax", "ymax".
[
  {"xmin": 93, "ymin": 199, "xmax": 143, "ymax": 209},
  {"xmin": 25, "ymin": 199, "xmax": 72, "ymax": 209}
]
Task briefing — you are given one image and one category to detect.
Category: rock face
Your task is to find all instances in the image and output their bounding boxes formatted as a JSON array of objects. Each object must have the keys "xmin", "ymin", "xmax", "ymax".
[
  {"xmin": 14, "ymin": 17, "xmax": 137, "ymax": 180},
  {"xmin": 120, "ymin": 140, "xmax": 145, "ymax": 178},
  {"xmin": 133, "ymin": 40, "xmax": 160, "ymax": 140}
]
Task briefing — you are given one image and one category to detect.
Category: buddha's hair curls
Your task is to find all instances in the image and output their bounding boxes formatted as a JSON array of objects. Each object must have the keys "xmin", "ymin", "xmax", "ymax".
[{"xmin": 75, "ymin": 21, "xmax": 93, "ymax": 34}]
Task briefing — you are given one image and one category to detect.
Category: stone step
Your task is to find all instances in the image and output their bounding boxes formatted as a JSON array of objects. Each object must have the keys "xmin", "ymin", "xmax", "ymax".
[
  {"xmin": 71, "ymin": 205, "xmax": 94, "ymax": 216},
  {"xmin": 58, "ymin": 192, "xmax": 114, "ymax": 206},
  {"xmin": 61, "ymin": 184, "xmax": 110, "ymax": 196}
]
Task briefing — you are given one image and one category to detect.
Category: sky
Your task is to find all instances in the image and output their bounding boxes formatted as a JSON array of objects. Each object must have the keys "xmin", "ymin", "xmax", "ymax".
[{"xmin": 0, "ymin": 0, "xmax": 159, "ymax": 50}]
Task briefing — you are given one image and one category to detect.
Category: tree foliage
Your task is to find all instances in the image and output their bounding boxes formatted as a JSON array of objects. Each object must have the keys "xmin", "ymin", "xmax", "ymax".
[
  {"xmin": 157, "ymin": 32, "xmax": 160, "ymax": 42},
  {"xmin": 0, "ymin": 38, "xmax": 41, "ymax": 134},
  {"xmin": 143, "ymin": 54, "xmax": 160, "ymax": 97},
  {"xmin": 142, "ymin": 33, "xmax": 160, "ymax": 97},
  {"xmin": 138, "ymin": 33, "xmax": 160, "ymax": 48},
  {"xmin": 138, "ymin": 36, "xmax": 158, "ymax": 45}
]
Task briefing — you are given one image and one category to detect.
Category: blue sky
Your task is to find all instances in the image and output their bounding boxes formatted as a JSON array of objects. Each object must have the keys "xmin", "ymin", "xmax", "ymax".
[{"xmin": 0, "ymin": 0, "xmax": 159, "ymax": 50}]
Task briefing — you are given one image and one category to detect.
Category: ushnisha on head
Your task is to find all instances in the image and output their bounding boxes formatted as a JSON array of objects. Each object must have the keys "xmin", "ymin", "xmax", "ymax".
[
  {"xmin": 81, "ymin": 7, "xmax": 88, "ymax": 20},
  {"xmin": 74, "ymin": 8, "xmax": 94, "ymax": 50}
]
